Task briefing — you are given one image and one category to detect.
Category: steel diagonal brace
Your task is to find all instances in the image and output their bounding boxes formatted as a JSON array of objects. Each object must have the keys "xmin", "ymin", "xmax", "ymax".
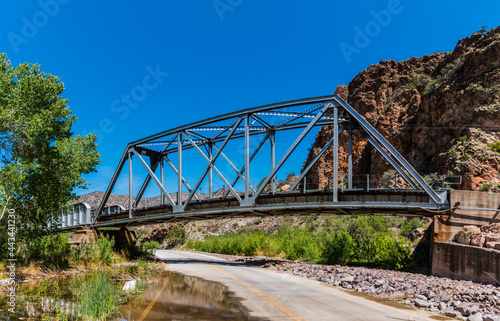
[
  {"xmin": 132, "ymin": 149, "xmax": 181, "ymax": 212},
  {"xmin": 290, "ymin": 126, "xmax": 345, "ymax": 191},
  {"xmin": 332, "ymin": 95, "xmax": 446, "ymax": 204},
  {"xmin": 223, "ymin": 133, "xmax": 269, "ymax": 198},
  {"xmin": 275, "ymin": 103, "xmax": 325, "ymax": 128},
  {"xmin": 182, "ymin": 119, "xmax": 243, "ymax": 207},
  {"xmin": 133, "ymin": 166, "xmax": 157, "ymax": 208},
  {"xmin": 95, "ymin": 145, "xmax": 130, "ymax": 222},
  {"xmin": 212, "ymin": 145, "xmax": 256, "ymax": 193},
  {"xmin": 356, "ymin": 126, "xmax": 419, "ymax": 190},
  {"xmin": 212, "ymin": 118, "xmax": 239, "ymax": 140},
  {"xmin": 252, "ymin": 105, "xmax": 329, "ymax": 201},
  {"xmin": 184, "ymin": 133, "xmax": 243, "ymax": 204},
  {"xmin": 251, "ymin": 115, "xmax": 272, "ymax": 129},
  {"xmin": 160, "ymin": 134, "xmax": 179, "ymax": 153},
  {"xmin": 163, "ymin": 156, "xmax": 200, "ymax": 201}
]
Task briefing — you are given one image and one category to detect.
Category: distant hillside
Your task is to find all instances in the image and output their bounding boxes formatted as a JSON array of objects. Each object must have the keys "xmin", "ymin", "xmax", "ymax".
[{"xmin": 76, "ymin": 190, "xmax": 225, "ymax": 209}]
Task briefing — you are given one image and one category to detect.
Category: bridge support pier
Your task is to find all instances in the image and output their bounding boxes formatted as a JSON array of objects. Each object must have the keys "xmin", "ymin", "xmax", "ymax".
[{"xmin": 68, "ymin": 227, "xmax": 137, "ymax": 251}]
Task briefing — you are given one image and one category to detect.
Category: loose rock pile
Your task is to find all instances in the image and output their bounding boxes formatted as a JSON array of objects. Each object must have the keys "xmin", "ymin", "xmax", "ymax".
[
  {"xmin": 197, "ymin": 252, "xmax": 500, "ymax": 320},
  {"xmin": 454, "ymin": 223, "xmax": 500, "ymax": 250}
]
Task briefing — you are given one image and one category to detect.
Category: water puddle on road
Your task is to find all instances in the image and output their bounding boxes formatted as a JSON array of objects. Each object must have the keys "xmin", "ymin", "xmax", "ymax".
[
  {"xmin": 119, "ymin": 271, "xmax": 256, "ymax": 320},
  {"xmin": 0, "ymin": 270, "xmax": 256, "ymax": 320}
]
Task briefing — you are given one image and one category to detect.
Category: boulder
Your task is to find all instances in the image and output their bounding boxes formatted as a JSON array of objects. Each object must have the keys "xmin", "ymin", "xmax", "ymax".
[
  {"xmin": 454, "ymin": 226, "xmax": 481, "ymax": 245},
  {"xmin": 414, "ymin": 298, "xmax": 430, "ymax": 308},
  {"xmin": 485, "ymin": 233, "xmax": 500, "ymax": 243},
  {"xmin": 483, "ymin": 315, "xmax": 500, "ymax": 321},
  {"xmin": 456, "ymin": 303, "xmax": 479, "ymax": 316},
  {"xmin": 409, "ymin": 228, "xmax": 426, "ymax": 241},
  {"xmin": 481, "ymin": 223, "xmax": 500, "ymax": 234},
  {"xmin": 435, "ymin": 292, "xmax": 451, "ymax": 303},
  {"xmin": 470, "ymin": 233, "xmax": 486, "ymax": 247},
  {"xmin": 468, "ymin": 313, "xmax": 483, "ymax": 321},
  {"xmin": 341, "ymin": 275, "xmax": 354, "ymax": 283},
  {"xmin": 485, "ymin": 242, "xmax": 500, "ymax": 250},
  {"xmin": 280, "ymin": 184, "xmax": 291, "ymax": 192},
  {"xmin": 444, "ymin": 308, "xmax": 462, "ymax": 318}
]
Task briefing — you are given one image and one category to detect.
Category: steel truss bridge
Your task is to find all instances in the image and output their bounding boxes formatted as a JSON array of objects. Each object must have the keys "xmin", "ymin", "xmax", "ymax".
[{"xmin": 59, "ymin": 95, "xmax": 450, "ymax": 230}]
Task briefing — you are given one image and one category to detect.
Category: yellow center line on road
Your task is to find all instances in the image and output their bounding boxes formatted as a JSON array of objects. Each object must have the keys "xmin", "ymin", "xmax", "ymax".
[
  {"xmin": 137, "ymin": 282, "xmax": 168, "ymax": 321},
  {"xmin": 175, "ymin": 252, "xmax": 308, "ymax": 321}
]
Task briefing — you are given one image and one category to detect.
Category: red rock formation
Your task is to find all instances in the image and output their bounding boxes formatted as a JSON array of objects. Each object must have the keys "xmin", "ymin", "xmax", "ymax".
[{"xmin": 305, "ymin": 27, "xmax": 500, "ymax": 190}]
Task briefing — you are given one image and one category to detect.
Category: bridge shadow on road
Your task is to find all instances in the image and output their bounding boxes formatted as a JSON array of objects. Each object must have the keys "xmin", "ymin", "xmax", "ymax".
[
  {"xmin": 158, "ymin": 255, "xmax": 243, "ymax": 267},
  {"xmin": 157, "ymin": 251, "xmax": 288, "ymax": 269}
]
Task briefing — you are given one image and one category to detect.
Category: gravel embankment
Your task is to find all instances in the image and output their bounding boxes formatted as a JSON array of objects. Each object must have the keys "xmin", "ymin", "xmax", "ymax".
[{"xmin": 185, "ymin": 251, "xmax": 500, "ymax": 321}]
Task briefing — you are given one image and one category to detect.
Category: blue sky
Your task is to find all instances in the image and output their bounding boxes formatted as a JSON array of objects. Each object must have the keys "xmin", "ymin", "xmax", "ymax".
[{"xmin": 1, "ymin": 0, "xmax": 499, "ymax": 197}]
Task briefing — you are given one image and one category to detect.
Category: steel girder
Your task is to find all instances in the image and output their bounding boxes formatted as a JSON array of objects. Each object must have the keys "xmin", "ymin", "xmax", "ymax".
[{"xmin": 94, "ymin": 94, "xmax": 447, "ymax": 223}]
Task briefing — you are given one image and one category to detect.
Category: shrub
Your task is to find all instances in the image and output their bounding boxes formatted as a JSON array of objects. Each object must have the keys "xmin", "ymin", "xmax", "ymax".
[
  {"xmin": 71, "ymin": 235, "xmax": 115, "ymax": 266},
  {"xmin": 141, "ymin": 241, "xmax": 160, "ymax": 255},
  {"xmin": 489, "ymin": 141, "xmax": 500, "ymax": 154},
  {"xmin": 282, "ymin": 228, "xmax": 321, "ymax": 261},
  {"xmin": 479, "ymin": 183, "xmax": 492, "ymax": 191},
  {"xmin": 163, "ymin": 226, "xmax": 186, "ymax": 249},
  {"xmin": 23, "ymin": 233, "xmax": 70, "ymax": 268},
  {"xmin": 185, "ymin": 216, "xmax": 418, "ymax": 270},
  {"xmin": 378, "ymin": 237, "xmax": 413, "ymax": 270},
  {"xmin": 95, "ymin": 235, "xmax": 115, "ymax": 265},
  {"xmin": 399, "ymin": 217, "xmax": 426, "ymax": 238},
  {"xmin": 322, "ymin": 230, "xmax": 355, "ymax": 265}
]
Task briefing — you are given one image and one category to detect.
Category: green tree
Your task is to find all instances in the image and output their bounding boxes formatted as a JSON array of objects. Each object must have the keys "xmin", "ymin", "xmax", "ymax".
[{"xmin": 0, "ymin": 53, "xmax": 100, "ymax": 258}]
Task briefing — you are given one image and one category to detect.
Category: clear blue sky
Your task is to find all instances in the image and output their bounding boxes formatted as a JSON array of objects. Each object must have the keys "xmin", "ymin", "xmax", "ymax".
[{"xmin": 1, "ymin": 1, "xmax": 499, "ymax": 197}]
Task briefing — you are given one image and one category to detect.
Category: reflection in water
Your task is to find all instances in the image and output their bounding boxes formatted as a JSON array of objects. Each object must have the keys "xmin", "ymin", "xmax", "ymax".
[
  {"xmin": 0, "ymin": 271, "xmax": 257, "ymax": 320},
  {"xmin": 121, "ymin": 271, "xmax": 257, "ymax": 320}
]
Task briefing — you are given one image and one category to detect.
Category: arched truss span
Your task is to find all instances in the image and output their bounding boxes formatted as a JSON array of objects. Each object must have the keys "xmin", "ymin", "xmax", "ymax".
[{"xmin": 94, "ymin": 94, "xmax": 448, "ymax": 224}]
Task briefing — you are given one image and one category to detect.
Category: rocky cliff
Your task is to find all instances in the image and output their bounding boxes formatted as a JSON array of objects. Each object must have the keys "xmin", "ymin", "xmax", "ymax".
[{"xmin": 305, "ymin": 27, "xmax": 500, "ymax": 191}]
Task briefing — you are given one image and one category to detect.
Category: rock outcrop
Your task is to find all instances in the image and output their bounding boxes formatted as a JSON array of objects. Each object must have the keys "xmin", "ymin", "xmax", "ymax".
[{"xmin": 305, "ymin": 27, "xmax": 500, "ymax": 191}]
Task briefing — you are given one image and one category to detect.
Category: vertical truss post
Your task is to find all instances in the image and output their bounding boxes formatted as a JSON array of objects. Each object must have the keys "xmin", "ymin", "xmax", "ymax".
[
  {"xmin": 128, "ymin": 151, "xmax": 133, "ymax": 218},
  {"xmin": 160, "ymin": 158, "xmax": 165, "ymax": 205},
  {"xmin": 178, "ymin": 133, "xmax": 183, "ymax": 206},
  {"xmin": 333, "ymin": 106, "xmax": 339, "ymax": 202},
  {"xmin": 270, "ymin": 131, "xmax": 276, "ymax": 195},
  {"xmin": 245, "ymin": 115, "xmax": 250, "ymax": 199},
  {"xmin": 208, "ymin": 143, "xmax": 213, "ymax": 198},
  {"xmin": 348, "ymin": 124, "xmax": 353, "ymax": 190}
]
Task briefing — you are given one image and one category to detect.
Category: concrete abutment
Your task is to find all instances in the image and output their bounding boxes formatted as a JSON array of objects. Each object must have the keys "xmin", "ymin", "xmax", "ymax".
[
  {"xmin": 68, "ymin": 227, "xmax": 137, "ymax": 251},
  {"xmin": 432, "ymin": 190, "xmax": 500, "ymax": 285}
]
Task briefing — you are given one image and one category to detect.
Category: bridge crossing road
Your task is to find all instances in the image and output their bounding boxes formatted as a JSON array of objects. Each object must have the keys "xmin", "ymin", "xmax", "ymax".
[
  {"xmin": 156, "ymin": 251, "xmax": 449, "ymax": 321},
  {"xmin": 57, "ymin": 95, "xmax": 450, "ymax": 231}
]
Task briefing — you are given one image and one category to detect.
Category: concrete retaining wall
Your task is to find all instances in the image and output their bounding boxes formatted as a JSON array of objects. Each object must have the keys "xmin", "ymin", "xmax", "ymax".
[
  {"xmin": 434, "ymin": 190, "xmax": 500, "ymax": 242},
  {"xmin": 432, "ymin": 242, "xmax": 500, "ymax": 285}
]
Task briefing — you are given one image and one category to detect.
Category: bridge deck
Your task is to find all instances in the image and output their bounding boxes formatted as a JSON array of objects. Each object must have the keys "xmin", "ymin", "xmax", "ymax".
[{"xmin": 89, "ymin": 190, "xmax": 447, "ymax": 229}]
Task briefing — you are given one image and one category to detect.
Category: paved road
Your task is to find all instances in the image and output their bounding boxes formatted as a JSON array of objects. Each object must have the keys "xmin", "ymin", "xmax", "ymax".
[{"xmin": 156, "ymin": 250, "xmax": 450, "ymax": 321}]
